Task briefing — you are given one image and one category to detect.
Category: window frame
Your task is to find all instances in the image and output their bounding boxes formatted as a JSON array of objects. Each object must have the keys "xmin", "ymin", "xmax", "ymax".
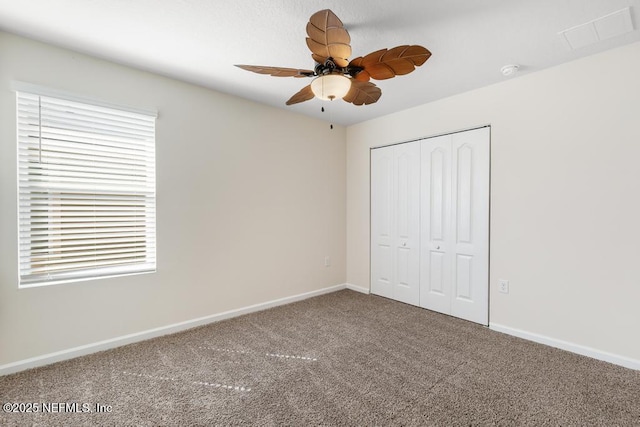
[{"xmin": 15, "ymin": 83, "xmax": 158, "ymax": 288}]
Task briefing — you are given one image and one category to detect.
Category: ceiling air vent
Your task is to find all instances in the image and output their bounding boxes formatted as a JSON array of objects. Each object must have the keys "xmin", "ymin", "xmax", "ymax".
[{"xmin": 559, "ymin": 7, "xmax": 634, "ymax": 50}]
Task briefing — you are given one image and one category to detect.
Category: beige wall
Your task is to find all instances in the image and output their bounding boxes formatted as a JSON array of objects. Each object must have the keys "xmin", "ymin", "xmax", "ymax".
[
  {"xmin": 2, "ymin": 29, "xmax": 639, "ymax": 369},
  {"xmin": 347, "ymin": 41, "xmax": 640, "ymax": 362},
  {"xmin": 0, "ymin": 32, "xmax": 346, "ymax": 366}
]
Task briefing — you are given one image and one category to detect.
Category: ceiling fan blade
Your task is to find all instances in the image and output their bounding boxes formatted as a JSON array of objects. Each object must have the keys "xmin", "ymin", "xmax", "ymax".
[
  {"xmin": 343, "ymin": 80, "xmax": 381, "ymax": 105},
  {"xmin": 235, "ymin": 65, "xmax": 314, "ymax": 78},
  {"xmin": 311, "ymin": 53, "xmax": 327, "ymax": 65},
  {"xmin": 349, "ymin": 45, "xmax": 431, "ymax": 81},
  {"xmin": 305, "ymin": 9, "xmax": 351, "ymax": 67},
  {"xmin": 286, "ymin": 85, "xmax": 315, "ymax": 105}
]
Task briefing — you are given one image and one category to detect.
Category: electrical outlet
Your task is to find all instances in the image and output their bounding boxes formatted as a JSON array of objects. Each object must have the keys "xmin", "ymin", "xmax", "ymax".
[
  {"xmin": 324, "ymin": 256, "xmax": 331, "ymax": 267},
  {"xmin": 498, "ymin": 279, "xmax": 509, "ymax": 294}
]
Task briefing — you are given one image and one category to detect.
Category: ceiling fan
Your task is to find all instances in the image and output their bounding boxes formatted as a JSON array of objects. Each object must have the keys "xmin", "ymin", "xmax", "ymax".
[{"xmin": 235, "ymin": 9, "xmax": 431, "ymax": 106}]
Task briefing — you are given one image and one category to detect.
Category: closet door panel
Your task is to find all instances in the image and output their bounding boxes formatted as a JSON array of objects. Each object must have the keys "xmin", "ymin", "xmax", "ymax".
[
  {"xmin": 455, "ymin": 144, "xmax": 473, "ymax": 244},
  {"xmin": 420, "ymin": 136, "xmax": 452, "ymax": 313},
  {"xmin": 392, "ymin": 142, "xmax": 420, "ymax": 306},
  {"xmin": 454, "ymin": 254, "xmax": 473, "ymax": 300},
  {"xmin": 450, "ymin": 127, "xmax": 490, "ymax": 325},
  {"xmin": 372, "ymin": 127, "xmax": 489, "ymax": 324},
  {"xmin": 370, "ymin": 147, "xmax": 395, "ymax": 299}
]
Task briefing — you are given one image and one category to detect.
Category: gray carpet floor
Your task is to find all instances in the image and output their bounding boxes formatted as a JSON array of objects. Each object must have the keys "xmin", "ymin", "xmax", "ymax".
[{"xmin": 1, "ymin": 290, "xmax": 639, "ymax": 426}]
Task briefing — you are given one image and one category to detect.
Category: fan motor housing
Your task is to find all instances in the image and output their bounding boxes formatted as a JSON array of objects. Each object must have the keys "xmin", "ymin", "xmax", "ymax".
[{"xmin": 315, "ymin": 57, "xmax": 363, "ymax": 78}]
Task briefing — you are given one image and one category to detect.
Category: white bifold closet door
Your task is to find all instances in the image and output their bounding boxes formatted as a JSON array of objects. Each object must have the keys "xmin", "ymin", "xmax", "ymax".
[
  {"xmin": 370, "ymin": 141, "xmax": 420, "ymax": 305},
  {"xmin": 420, "ymin": 127, "xmax": 490, "ymax": 325}
]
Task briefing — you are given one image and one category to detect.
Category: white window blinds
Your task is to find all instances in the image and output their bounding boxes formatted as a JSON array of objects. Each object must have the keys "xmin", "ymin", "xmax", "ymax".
[{"xmin": 17, "ymin": 91, "xmax": 156, "ymax": 287}]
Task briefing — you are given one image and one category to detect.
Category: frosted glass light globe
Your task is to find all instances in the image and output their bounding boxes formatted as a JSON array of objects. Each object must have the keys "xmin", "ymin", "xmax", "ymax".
[{"xmin": 311, "ymin": 74, "xmax": 351, "ymax": 101}]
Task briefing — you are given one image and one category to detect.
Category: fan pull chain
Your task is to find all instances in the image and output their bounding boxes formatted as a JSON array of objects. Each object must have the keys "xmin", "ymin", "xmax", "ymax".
[{"xmin": 321, "ymin": 105, "xmax": 334, "ymax": 130}]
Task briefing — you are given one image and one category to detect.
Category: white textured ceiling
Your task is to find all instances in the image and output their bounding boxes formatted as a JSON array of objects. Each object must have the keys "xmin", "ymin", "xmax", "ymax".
[{"xmin": 0, "ymin": 0, "xmax": 639, "ymax": 126}]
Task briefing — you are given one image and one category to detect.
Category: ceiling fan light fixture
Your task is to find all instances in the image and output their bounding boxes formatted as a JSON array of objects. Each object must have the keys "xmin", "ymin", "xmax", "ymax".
[
  {"xmin": 237, "ymin": 9, "xmax": 430, "ymax": 107},
  {"xmin": 310, "ymin": 74, "xmax": 351, "ymax": 101}
]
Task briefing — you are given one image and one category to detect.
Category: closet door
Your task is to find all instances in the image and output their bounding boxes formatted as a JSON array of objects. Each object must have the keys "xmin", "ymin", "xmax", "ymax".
[
  {"xmin": 371, "ymin": 146, "xmax": 394, "ymax": 299},
  {"xmin": 370, "ymin": 142, "xmax": 420, "ymax": 306},
  {"xmin": 450, "ymin": 128, "xmax": 490, "ymax": 324},
  {"xmin": 392, "ymin": 142, "xmax": 420, "ymax": 305},
  {"xmin": 419, "ymin": 135, "xmax": 452, "ymax": 314},
  {"xmin": 419, "ymin": 127, "xmax": 490, "ymax": 325}
]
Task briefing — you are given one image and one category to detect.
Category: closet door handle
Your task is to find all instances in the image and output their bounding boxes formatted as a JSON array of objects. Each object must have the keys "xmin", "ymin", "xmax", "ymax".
[
  {"xmin": 437, "ymin": 246, "xmax": 440, "ymax": 250},
  {"xmin": 402, "ymin": 242, "xmax": 407, "ymax": 247}
]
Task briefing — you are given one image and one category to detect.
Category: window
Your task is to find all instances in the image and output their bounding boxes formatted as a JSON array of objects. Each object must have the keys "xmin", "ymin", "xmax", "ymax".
[{"xmin": 17, "ymin": 89, "xmax": 156, "ymax": 287}]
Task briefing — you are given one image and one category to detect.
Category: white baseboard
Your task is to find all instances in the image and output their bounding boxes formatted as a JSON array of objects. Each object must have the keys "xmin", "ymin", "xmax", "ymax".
[
  {"xmin": 345, "ymin": 283, "xmax": 370, "ymax": 294},
  {"xmin": 0, "ymin": 283, "xmax": 349, "ymax": 376},
  {"xmin": 490, "ymin": 323, "xmax": 640, "ymax": 371}
]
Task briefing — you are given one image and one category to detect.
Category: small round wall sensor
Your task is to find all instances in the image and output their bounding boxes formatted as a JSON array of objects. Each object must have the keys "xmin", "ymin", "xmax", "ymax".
[{"xmin": 501, "ymin": 64, "xmax": 519, "ymax": 76}]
